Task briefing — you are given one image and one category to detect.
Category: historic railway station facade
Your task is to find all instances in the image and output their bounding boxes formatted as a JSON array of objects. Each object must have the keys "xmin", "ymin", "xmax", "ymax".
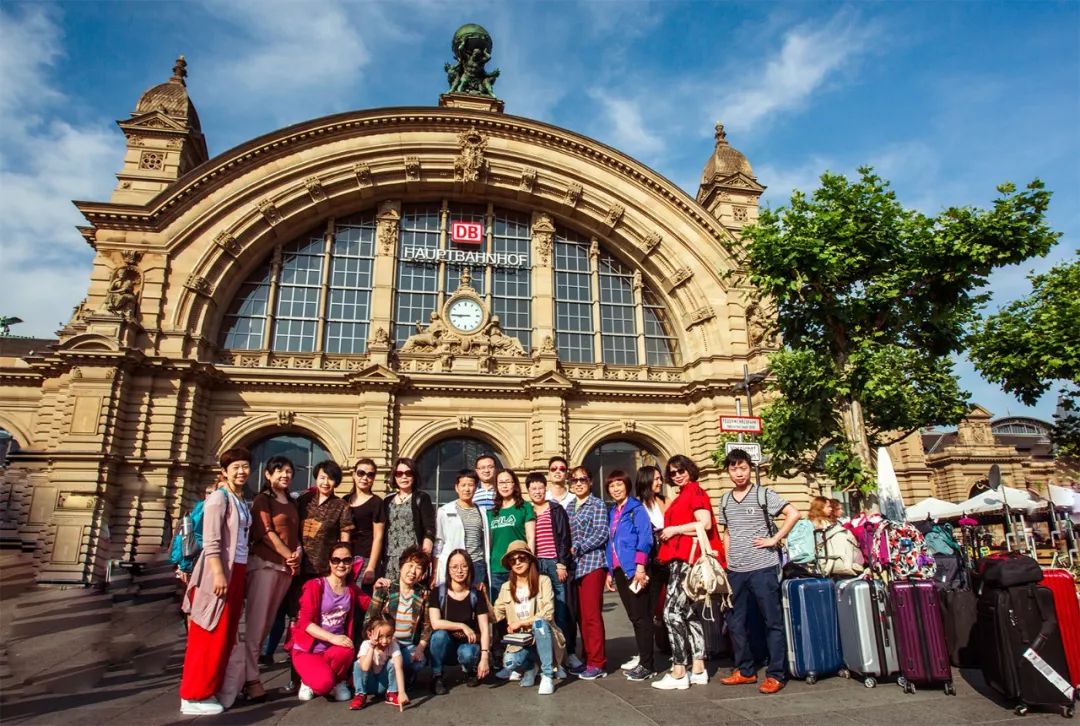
[{"xmin": 0, "ymin": 35, "xmax": 1055, "ymax": 585}]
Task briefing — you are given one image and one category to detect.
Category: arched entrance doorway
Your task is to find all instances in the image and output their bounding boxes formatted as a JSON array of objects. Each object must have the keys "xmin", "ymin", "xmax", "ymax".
[
  {"xmin": 248, "ymin": 433, "xmax": 330, "ymax": 498},
  {"xmin": 416, "ymin": 437, "xmax": 503, "ymax": 506},
  {"xmin": 582, "ymin": 439, "xmax": 662, "ymax": 500},
  {"xmin": 0, "ymin": 429, "xmax": 17, "ymax": 468}
]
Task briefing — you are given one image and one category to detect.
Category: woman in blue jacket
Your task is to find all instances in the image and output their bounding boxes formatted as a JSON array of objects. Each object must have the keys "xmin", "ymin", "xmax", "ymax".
[{"xmin": 603, "ymin": 469, "xmax": 656, "ymax": 682}]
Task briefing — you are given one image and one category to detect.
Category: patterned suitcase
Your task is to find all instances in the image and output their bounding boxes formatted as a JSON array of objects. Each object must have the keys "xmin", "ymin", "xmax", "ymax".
[
  {"xmin": 1041, "ymin": 568, "xmax": 1080, "ymax": 688},
  {"xmin": 837, "ymin": 578, "xmax": 898, "ymax": 687},
  {"xmin": 889, "ymin": 579, "xmax": 955, "ymax": 695},
  {"xmin": 782, "ymin": 577, "xmax": 843, "ymax": 684}
]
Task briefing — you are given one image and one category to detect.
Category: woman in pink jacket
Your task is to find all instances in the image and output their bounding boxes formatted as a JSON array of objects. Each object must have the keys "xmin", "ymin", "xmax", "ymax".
[{"xmin": 178, "ymin": 447, "xmax": 253, "ymax": 716}]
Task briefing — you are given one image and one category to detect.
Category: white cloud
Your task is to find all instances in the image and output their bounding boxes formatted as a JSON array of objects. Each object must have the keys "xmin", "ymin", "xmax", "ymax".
[
  {"xmin": 718, "ymin": 11, "xmax": 878, "ymax": 134},
  {"xmin": 587, "ymin": 89, "xmax": 666, "ymax": 158},
  {"xmin": 0, "ymin": 6, "xmax": 119, "ymax": 338}
]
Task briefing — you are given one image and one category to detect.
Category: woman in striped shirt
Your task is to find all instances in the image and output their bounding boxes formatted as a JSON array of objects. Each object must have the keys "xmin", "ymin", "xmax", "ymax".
[{"xmin": 526, "ymin": 472, "xmax": 575, "ymax": 664}]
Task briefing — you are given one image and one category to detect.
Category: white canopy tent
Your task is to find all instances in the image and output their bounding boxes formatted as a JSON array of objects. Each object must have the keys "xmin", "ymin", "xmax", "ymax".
[
  {"xmin": 955, "ymin": 485, "xmax": 1047, "ymax": 515},
  {"xmin": 905, "ymin": 497, "xmax": 965, "ymax": 522},
  {"xmin": 1048, "ymin": 484, "xmax": 1079, "ymax": 511}
]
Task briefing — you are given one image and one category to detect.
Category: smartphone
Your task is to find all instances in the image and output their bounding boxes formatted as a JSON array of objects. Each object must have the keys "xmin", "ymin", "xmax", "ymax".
[{"xmin": 629, "ymin": 580, "xmax": 643, "ymax": 594}]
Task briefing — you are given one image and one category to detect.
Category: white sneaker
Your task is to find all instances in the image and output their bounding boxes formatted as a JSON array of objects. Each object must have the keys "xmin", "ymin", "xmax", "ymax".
[
  {"xmin": 494, "ymin": 667, "xmax": 513, "ymax": 680},
  {"xmin": 651, "ymin": 673, "xmax": 690, "ymax": 690},
  {"xmin": 331, "ymin": 681, "xmax": 351, "ymax": 702},
  {"xmin": 689, "ymin": 670, "xmax": 709, "ymax": 685},
  {"xmin": 180, "ymin": 698, "xmax": 224, "ymax": 715},
  {"xmin": 538, "ymin": 675, "xmax": 555, "ymax": 695},
  {"xmin": 621, "ymin": 655, "xmax": 640, "ymax": 671},
  {"xmin": 567, "ymin": 653, "xmax": 585, "ymax": 671},
  {"xmin": 297, "ymin": 682, "xmax": 315, "ymax": 701},
  {"xmin": 509, "ymin": 669, "xmax": 522, "ymax": 681}
]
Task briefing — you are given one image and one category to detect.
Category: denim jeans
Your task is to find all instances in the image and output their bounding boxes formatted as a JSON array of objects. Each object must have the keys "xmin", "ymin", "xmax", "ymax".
[
  {"xmin": 727, "ymin": 565, "xmax": 786, "ymax": 681},
  {"xmin": 502, "ymin": 619, "xmax": 555, "ymax": 677},
  {"xmin": 537, "ymin": 557, "xmax": 576, "ymax": 654},
  {"xmin": 397, "ymin": 641, "xmax": 426, "ymax": 684},
  {"xmin": 473, "ymin": 561, "xmax": 489, "ymax": 592},
  {"xmin": 352, "ymin": 661, "xmax": 398, "ymax": 695},
  {"xmin": 489, "ymin": 570, "xmax": 509, "ymax": 600},
  {"xmin": 428, "ymin": 630, "xmax": 480, "ymax": 675}
]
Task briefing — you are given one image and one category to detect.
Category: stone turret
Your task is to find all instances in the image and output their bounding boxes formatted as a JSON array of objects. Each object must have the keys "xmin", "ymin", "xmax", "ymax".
[
  {"xmin": 111, "ymin": 56, "xmax": 209, "ymax": 204},
  {"xmin": 696, "ymin": 122, "xmax": 764, "ymax": 237}
]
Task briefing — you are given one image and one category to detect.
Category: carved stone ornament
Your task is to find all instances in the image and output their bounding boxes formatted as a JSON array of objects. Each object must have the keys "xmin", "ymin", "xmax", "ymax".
[
  {"xmin": 564, "ymin": 182, "xmax": 582, "ymax": 207},
  {"xmin": 454, "ymin": 127, "xmax": 487, "ymax": 183},
  {"xmin": 304, "ymin": 176, "xmax": 327, "ymax": 203},
  {"xmin": 102, "ymin": 251, "xmax": 143, "ymax": 322},
  {"xmin": 687, "ymin": 305, "xmax": 716, "ymax": 327},
  {"xmin": 258, "ymin": 199, "xmax": 282, "ymax": 226},
  {"xmin": 746, "ymin": 301, "xmax": 778, "ymax": 349},
  {"xmin": 633, "ymin": 269, "xmax": 642, "ymax": 291},
  {"xmin": 668, "ymin": 267, "xmax": 692, "ymax": 290},
  {"xmin": 457, "ymin": 415, "xmax": 473, "ymax": 430},
  {"xmin": 404, "ymin": 156, "xmax": 421, "ymax": 181},
  {"xmin": 401, "ymin": 311, "xmax": 451, "ymax": 354},
  {"xmin": 353, "ymin": 162, "xmax": 373, "ymax": 187},
  {"xmin": 520, "ymin": 167, "xmax": 537, "ymax": 192},
  {"xmin": 605, "ymin": 203, "xmax": 625, "ymax": 227},
  {"xmin": 589, "ymin": 237, "xmax": 599, "ymax": 261},
  {"xmin": 622, "ymin": 420, "xmax": 637, "ymax": 433},
  {"xmin": 277, "ymin": 410, "xmax": 295, "ymax": 427},
  {"xmin": 185, "ymin": 274, "xmax": 214, "ymax": 297},
  {"xmin": 126, "ymin": 134, "xmax": 145, "ymax": 147},
  {"xmin": 214, "ymin": 231, "xmax": 241, "ymax": 257},
  {"xmin": 531, "ymin": 212, "xmax": 555, "ymax": 267},
  {"xmin": 641, "ymin": 231, "xmax": 661, "ymax": 255},
  {"xmin": 376, "ymin": 200, "xmax": 401, "ymax": 255},
  {"xmin": 370, "ymin": 326, "xmax": 390, "ymax": 347},
  {"xmin": 485, "ymin": 317, "xmax": 525, "ymax": 357},
  {"xmin": 733, "ymin": 205, "xmax": 748, "ymax": 223}
]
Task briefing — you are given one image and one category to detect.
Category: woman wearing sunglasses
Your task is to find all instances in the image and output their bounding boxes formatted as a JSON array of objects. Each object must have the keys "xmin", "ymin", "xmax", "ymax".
[
  {"xmin": 652, "ymin": 454, "xmax": 724, "ymax": 690},
  {"xmin": 492, "ymin": 540, "xmax": 564, "ymax": 695},
  {"xmin": 290, "ymin": 543, "xmax": 369, "ymax": 703},
  {"xmin": 566, "ymin": 466, "xmax": 609, "ymax": 680},
  {"xmin": 377, "ymin": 457, "xmax": 436, "ymax": 585},
  {"xmin": 347, "ymin": 458, "xmax": 385, "ymax": 589}
]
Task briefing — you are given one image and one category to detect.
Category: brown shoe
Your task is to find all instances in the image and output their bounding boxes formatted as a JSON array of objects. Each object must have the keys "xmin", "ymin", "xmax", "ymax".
[
  {"xmin": 719, "ymin": 671, "xmax": 758, "ymax": 686},
  {"xmin": 758, "ymin": 677, "xmax": 786, "ymax": 694}
]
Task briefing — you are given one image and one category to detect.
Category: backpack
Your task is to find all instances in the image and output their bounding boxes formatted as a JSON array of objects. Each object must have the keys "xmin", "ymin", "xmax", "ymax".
[
  {"xmin": 817, "ymin": 524, "xmax": 866, "ymax": 578},
  {"xmin": 682, "ymin": 529, "xmax": 732, "ymax": 620},
  {"xmin": 849, "ymin": 516, "xmax": 889, "ymax": 570},
  {"xmin": 719, "ymin": 485, "xmax": 786, "ymax": 568},
  {"xmin": 871, "ymin": 521, "xmax": 936, "ymax": 580},
  {"xmin": 169, "ymin": 497, "xmax": 207, "ymax": 573},
  {"xmin": 437, "ymin": 583, "xmax": 480, "ymax": 612},
  {"xmin": 924, "ymin": 522, "xmax": 962, "ymax": 557},
  {"xmin": 785, "ymin": 519, "xmax": 817, "ymax": 565}
]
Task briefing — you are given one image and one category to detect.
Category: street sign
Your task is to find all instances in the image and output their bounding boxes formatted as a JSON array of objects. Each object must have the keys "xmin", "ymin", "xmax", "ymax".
[
  {"xmin": 725, "ymin": 441, "xmax": 762, "ymax": 464},
  {"xmin": 719, "ymin": 415, "xmax": 763, "ymax": 433},
  {"xmin": 450, "ymin": 220, "xmax": 484, "ymax": 246}
]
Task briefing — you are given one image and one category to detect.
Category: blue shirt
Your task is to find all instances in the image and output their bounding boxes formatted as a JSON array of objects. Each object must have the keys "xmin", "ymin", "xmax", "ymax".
[{"xmin": 568, "ymin": 495, "xmax": 608, "ymax": 579}]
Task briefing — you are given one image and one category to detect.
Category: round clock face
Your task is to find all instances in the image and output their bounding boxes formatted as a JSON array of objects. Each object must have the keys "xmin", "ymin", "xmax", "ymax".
[{"xmin": 447, "ymin": 297, "xmax": 484, "ymax": 332}]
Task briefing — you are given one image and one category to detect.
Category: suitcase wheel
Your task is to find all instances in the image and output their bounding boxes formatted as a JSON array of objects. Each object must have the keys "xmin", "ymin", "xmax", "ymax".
[
  {"xmin": 1062, "ymin": 705, "xmax": 1074, "ymax": 719},
  {"xmin": 863, "ymin": 676, "xmax": 877, "ymax": 688},
  {"xmin": 897, "ymin": 676, "xmax": 908, "ymax": 691},
  {"xmin": 1015, "ymin": 704, "xmax": 1028, "ymax": 716},
  {"xmin": 944, "ymin": 681, "xmax": 955, "ymax": 696},
  {"xmin": 838, "ymin": 668, "xmax": 850, "ymax": 679},
  {"xmin": 806, "ymin": 674, "xmax": 817, "ymax": 685}
]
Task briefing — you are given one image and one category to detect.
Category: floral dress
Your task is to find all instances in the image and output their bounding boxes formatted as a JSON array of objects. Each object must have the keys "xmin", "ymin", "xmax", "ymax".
[{"xmin": 384, "ymin": 496, "xmax": 416, "ymax": 584}]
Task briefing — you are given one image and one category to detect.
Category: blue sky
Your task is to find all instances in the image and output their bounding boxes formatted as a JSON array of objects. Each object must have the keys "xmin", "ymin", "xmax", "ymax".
[{"xmin": 1, "ymin": 1, "xmax": 1076, "ymax": 423}]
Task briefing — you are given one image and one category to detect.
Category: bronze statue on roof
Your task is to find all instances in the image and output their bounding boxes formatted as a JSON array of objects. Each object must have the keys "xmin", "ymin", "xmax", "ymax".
[{"xmin": 445, "ymin": 24, "xmax": 500, "ymax": 98}]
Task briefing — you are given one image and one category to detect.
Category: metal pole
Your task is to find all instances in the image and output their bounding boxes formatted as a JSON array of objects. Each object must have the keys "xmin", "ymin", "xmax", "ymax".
[{"xmin": 744, "ymin": 364, "xmax": 762, "ymax": 488}]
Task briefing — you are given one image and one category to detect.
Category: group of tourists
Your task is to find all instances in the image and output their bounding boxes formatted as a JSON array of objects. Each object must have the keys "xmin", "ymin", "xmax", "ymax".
[{"xmin": 175, "ymin": 445, "xmax": 803, "ymax": 716}]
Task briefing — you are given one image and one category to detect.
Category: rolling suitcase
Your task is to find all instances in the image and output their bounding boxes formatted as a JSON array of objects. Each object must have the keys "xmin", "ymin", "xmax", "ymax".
[
  {"xmin": 889, "ymin": 579, "xmax": 955, "ymax": 695},
  {"xmin": 836, "ymin": 578, "xmax": 898, "ymax": 687},
  {"xmin": 977, "ymin": 583, "xmax": 1076, "ymax": 718},
  {"xmin": 939, "ymin": 585, "xmax": 979, "ymax": 668},
  {"xmin": 782, "ymin": 577, "xmax": 843, "ymax": 684},
  {"xmin": 1041, "ymin": 569, "xmax": 1080, "ymax": 689}
]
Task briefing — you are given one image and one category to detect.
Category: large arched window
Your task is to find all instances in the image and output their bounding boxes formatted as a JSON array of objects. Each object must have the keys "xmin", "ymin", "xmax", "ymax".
[
  {"xmin": 221, "ymin": 213, "xmax": 376, "ymax": 353},
  {"xmin": 248, "ymin": 433, "xmax": 331, "ymax": 498},
  {"xmin": 581, "ymin": 438, "xmax": 662, "ymax": 500},
  {"xmin": 554, "ymin": 232, "xmax": 680, "ymax": 366},
  {"xmin": 0, "ymin": 428, "xmax": 17, "ymax": 468},
  {"xmin": 415, "ymin": 436, "xmax": 503, "ymax": 506}
]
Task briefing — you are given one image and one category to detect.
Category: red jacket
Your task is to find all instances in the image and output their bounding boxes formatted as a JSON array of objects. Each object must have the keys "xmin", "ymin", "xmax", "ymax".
[{"xmin": 289, "ymin": 576, "xmax": 371, "ymax": 653}]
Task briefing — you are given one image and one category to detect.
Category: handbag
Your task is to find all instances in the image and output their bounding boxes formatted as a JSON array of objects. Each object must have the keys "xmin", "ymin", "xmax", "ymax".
[{"xmin": 682, "ymin": 526, "xmax": 731, "ymax": 619}]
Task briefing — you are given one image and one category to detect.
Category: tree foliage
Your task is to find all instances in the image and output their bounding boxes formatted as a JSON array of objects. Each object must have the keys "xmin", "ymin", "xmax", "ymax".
[
  {"xmin": 734, "ymin": 167, "xmax": 1059, "ymax": 491},
  {"xmin": 968, "ymin": 253, "xmax": 1080, "ymax": 455}
]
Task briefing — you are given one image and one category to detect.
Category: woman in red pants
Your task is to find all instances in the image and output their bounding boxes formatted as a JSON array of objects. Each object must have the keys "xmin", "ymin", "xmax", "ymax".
[
  {"xmin": 291, "ymin": 542, "xmax": 369, "ymax": 702},
  {"xmin": 178, "ymin": 447, "xmax": 253, "ymax": 716}
]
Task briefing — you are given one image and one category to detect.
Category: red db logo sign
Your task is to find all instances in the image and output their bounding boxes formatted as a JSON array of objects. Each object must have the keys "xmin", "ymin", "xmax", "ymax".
[{"xmin": 451, "ymin": 221, "xmax": 484, "ymax": 246}]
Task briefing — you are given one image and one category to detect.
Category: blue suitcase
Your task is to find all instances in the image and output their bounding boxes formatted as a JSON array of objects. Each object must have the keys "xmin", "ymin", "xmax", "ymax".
[{"xmin": 782, "ymin": 577, "xmax": 844, "ymax": 683}]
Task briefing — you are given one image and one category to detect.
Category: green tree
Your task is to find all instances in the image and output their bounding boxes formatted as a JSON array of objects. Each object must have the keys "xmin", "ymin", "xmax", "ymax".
[
  {"xmin": 733, "ymin": 167, "xmax": 1059, "ymax": 492},
  {"xmin": 967, "ymin": 253, "xmax": 1080, "ymax": 456}
]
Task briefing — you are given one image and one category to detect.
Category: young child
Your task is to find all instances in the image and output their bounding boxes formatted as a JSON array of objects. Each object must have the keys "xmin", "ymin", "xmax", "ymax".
[{"xmin": 351, "ymin": 616, "xmax": 409, "ymax": 711}]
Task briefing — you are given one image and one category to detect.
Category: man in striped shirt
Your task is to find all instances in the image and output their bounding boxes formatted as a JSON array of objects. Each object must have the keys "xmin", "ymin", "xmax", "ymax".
[
  {"xmin": 473, "ymin": 454, "xmax": 498, "ymax": 513},
  {"xmin": 716, "ymin": 448, "xmax": 800, "ymax": 695}
]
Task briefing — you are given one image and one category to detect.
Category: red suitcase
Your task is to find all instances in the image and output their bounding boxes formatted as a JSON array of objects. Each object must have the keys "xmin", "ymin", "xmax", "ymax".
[{"xmin": 1040, "ymin": 568, "xmax": 1080, "ymax": 688}]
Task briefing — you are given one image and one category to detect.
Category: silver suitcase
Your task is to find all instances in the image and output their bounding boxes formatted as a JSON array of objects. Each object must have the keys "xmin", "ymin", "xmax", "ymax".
[{"xmin": 836, "ymin": 578, "xmax": 898, "ymax": 687}]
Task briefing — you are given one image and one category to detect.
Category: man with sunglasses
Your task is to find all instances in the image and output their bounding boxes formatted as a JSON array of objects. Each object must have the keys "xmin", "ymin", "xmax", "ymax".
[{"xmin": 545, "ymin": 456, "xmax": 576, "ymax": 510}]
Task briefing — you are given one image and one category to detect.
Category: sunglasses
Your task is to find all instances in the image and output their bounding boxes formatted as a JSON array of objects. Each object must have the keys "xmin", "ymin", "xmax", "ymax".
[
  {"xmin": 669, "ymin": 467, "xmax": 687, "ymax": 476},
  {"xmin": 508, "ymin": 554, "xmax": 531, "ymax": 563},
  {"xmin": 355, "ymin": 470, "xmax": 376, "ymax": 479},
  {"xmin": 394, "ymin": 470, "xmax": 414, "ymax": 477},
  {"xmin": 570, "ymin": 476, "xmax": 590, "ymax": 484},
  {"xmin": 329, "ymin": 556, "xmax": 353, "ymax": 566},
  {"xmin": 549, "ymin": 465, "xmax": 567, "ymax": 472}
]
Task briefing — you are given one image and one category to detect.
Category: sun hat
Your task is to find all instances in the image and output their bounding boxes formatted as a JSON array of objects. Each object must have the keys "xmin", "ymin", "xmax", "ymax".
[{"xmin": 500, "ymin": 539, "xmax": 537, "ymax": 570}]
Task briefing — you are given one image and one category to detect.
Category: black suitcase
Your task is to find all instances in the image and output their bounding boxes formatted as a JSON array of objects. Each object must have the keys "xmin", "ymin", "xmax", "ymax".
[
  {"xmin": 977, "ymin": 583, "xmax": 1077, "ymax": 717},
  {"xmin": 940, "ymin": 585, "xmax": 979, "ymax": 668}
]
